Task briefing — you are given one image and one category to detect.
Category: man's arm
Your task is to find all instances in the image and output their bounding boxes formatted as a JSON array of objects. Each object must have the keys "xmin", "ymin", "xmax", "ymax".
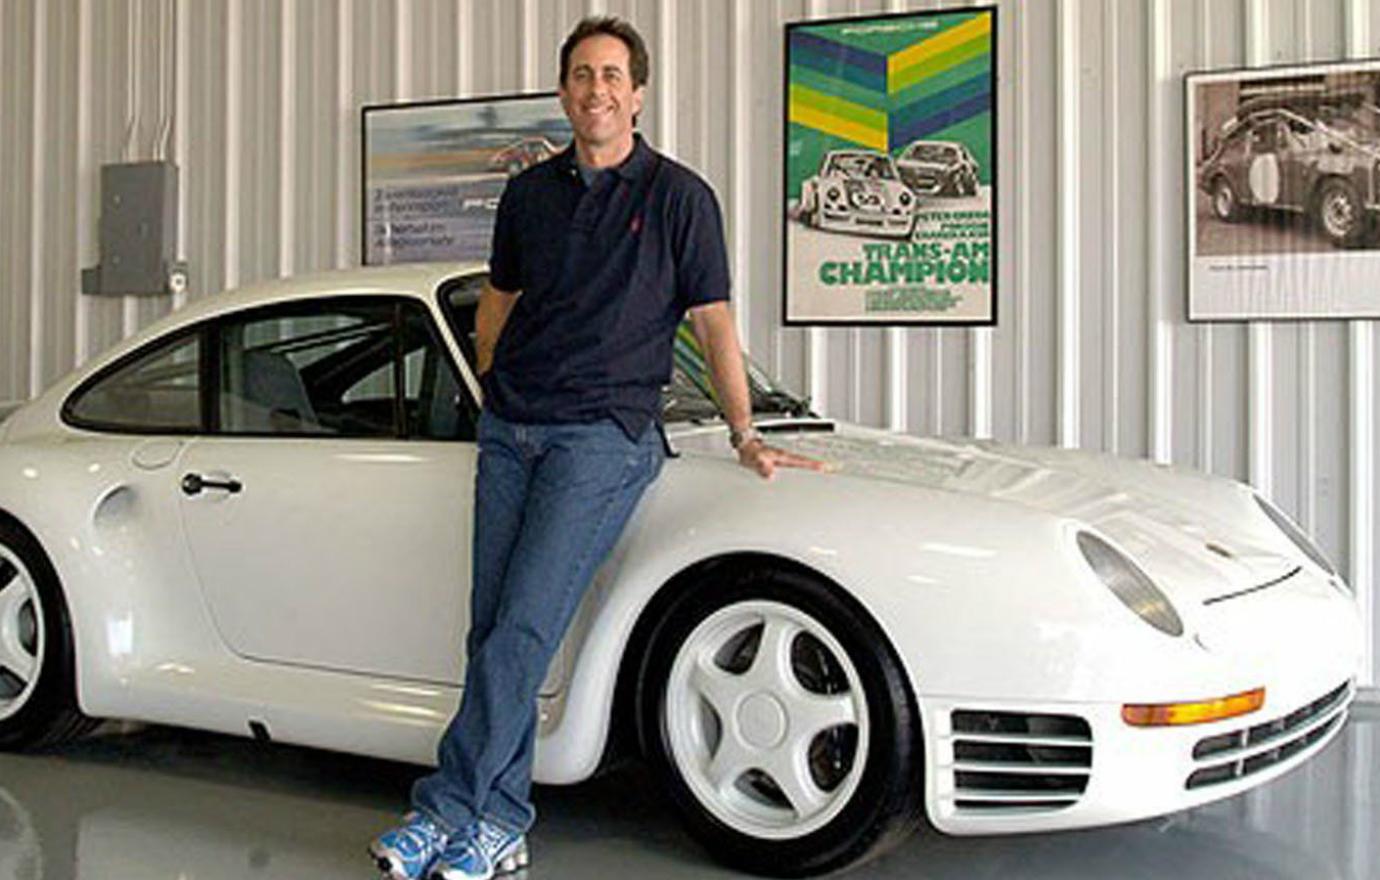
[
  {"xmin": 688, "ymin": 301, "xmax": 828, "ymax": 480},
  {"xmin": 475, "ymin": 281, "xmax": 519, "ymax": 376}
]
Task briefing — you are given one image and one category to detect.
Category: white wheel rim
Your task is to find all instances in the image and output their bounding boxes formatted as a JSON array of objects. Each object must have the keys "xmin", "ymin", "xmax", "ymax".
[
  {"xmin": 0, "ymin": 547, "xmax": 44, "ymax": 722},
  {"xmin": 664, "ymin": 600, "xmax": 870, "ymax": 840}
]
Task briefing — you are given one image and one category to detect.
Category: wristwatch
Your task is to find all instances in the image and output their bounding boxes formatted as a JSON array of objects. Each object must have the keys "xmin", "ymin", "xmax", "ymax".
[{"xmin": 729, "ymin": 425, "xmax": 764, "ymax": 450}]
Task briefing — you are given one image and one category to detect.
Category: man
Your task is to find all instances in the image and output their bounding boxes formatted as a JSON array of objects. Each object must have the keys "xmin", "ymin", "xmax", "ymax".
[{"xmin": 370, "ymin": 16, "xmax": 824, "ymax": 880}]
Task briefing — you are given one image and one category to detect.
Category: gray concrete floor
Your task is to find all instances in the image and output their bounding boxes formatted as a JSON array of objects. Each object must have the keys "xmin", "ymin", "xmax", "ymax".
[{"xmin": 0, "ymin": 709, "xmax": 1376, "ymax": 879}]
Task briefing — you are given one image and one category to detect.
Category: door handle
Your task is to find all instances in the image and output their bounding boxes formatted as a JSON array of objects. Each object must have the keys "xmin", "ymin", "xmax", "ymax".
[{"xmin": 181, "ymin": 472, "xmax": 243, "ymax": 496}]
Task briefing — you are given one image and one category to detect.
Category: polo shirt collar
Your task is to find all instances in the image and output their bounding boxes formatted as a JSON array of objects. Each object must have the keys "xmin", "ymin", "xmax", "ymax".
[{"xmin": 555, "ymin": 133, "xmax": 654, "ymax": 181}]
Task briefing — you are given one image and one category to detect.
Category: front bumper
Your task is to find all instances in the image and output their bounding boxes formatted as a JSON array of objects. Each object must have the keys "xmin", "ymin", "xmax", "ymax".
[
  {"xmin": 922, "ymin": 675, "xmax": 1354, "ymax": 836},
  {"xmin": 819, "ymin": 209, "xmax": 913, "ymax": 238}
]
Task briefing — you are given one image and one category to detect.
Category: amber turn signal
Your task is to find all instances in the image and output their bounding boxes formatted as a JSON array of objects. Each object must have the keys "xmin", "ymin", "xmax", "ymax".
[{"xmin": 1122, "ymin": 688, "xmax": 1265, "ymax": 727}]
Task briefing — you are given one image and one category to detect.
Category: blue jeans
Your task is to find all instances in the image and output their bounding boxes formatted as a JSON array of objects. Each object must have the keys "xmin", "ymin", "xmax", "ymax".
[{"xmin": 412, "ymin": 410, "xmax": 665, "ymax": 834}]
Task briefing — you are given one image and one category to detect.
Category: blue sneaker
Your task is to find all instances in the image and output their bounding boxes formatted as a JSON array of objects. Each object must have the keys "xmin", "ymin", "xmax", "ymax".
[
  {"xmin": 369, "ymin": 811, "xmax": 449, "ymax": 879},
  {"xmin": 429, "ymin": 819, "xmax": 529, "ymax": 880}
]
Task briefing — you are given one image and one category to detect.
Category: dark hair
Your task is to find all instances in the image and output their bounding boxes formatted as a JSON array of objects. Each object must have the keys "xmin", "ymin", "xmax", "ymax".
[{"xmin": 559, "ymin": 16, "xmax": 649, "ymax": 88}]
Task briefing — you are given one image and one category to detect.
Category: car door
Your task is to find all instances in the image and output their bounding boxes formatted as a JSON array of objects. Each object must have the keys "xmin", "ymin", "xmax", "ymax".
[
  {"xmin": 1247, "ymin": 117, "xmax": 1284, "ymax": 205},
  {"xmin": 175, "ymin": 295, "xmax": 483, "ymax": 686},
  {"xmin": 1276, "ymin": 118, "xmax": 1312, "ymax": 209}
]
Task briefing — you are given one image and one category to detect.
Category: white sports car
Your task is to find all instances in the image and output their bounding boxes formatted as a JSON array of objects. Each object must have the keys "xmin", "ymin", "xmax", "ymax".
[
  {"xmin": 0, "ymin": 264, "xmax": 1362, "ymax": 875},
  {"xmin": 798, "ymin": 149, "xmax": 916, "ymax": 239}
]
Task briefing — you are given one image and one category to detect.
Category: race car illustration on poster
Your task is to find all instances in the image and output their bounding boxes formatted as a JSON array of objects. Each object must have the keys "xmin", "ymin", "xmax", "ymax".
[
  {"xmin": 797, "ymin": 149, "xmax": 917, "ymax": 239},
  {"xmin": 894, "ymin": 139, "xmax": 981, "ymax": 198}
]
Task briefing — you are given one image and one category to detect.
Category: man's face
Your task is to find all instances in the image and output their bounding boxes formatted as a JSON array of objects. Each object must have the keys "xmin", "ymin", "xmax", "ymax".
[{"xmin": 559, "ymin": 34, "xmax": 644, "ymax": 150}]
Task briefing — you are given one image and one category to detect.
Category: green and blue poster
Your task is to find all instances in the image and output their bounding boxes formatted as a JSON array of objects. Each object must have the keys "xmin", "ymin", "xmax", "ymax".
[{"xmin": 784, "ymin": 8, "xmax": 996, "ymax": 325}]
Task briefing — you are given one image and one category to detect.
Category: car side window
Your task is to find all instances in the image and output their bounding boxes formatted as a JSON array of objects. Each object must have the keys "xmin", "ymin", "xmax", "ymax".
[
  {"xmin": 440, "ymin": 275, "xmax": 484, "ymax": 372},
  {"xmin": 217, "ymin": 300, "xmax": 399, "ymax": 437},
  {"xmin": 399, "ymin": 301, "xmax": 477, "ymax": 441},
  {"xmin": 214, "ymin": 297, "xmax": 477, "ymax": 441},
  {"xmin": 1251, "ymin": 122, "xmax": 1280, "ymax": 152},
  {"xmin": 65, "ymin": 332, "xmax": 202, "ymax": 432}
]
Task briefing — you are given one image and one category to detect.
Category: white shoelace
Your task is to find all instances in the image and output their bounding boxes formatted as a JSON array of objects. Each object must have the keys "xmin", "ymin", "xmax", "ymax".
[{"xmin": 398, "ymin": 817, "xmax": 445, "ymax": 854}]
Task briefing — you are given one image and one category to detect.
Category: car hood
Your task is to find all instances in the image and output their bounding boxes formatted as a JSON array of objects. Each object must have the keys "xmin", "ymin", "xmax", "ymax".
[
  {"xmin": 839, "ymin": 177, "xmax": 894, "ymax": 193},
  {"xmin": 670, "ymin": 420, "xmax": 1302, "ymax": 603}
]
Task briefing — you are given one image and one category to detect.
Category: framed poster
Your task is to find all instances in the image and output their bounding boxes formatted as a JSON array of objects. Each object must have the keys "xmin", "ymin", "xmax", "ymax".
[
  {"xmin": 361, "ymin": 94, "xmax": 572, "ymax": 266},
  {"xmin": 784, "ymin": 7, "xmax": 997, "ymax": 326},
  {"xmin": 1187, "ymin": 60, "xmax": 1380, "ymax": 320}
]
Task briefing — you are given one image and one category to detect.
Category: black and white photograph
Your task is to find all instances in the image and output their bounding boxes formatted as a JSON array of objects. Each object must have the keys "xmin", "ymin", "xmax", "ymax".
[{"xmin": 1187, "ymin": 60, "xmax": 1380, "ymax": 320}]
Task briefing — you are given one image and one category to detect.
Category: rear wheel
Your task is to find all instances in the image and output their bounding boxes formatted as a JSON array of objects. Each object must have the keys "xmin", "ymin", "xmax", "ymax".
[
  {"xmin": 637, "ymin": 567, "xmax": 922, "ymax": 876},
  {"xmin": 0, "ymin": 521, "xmax": 93, "ymax": 750},
  {"xmin": 1315, "ymin": 178, "xmax": 1368, "ymax": 248}
]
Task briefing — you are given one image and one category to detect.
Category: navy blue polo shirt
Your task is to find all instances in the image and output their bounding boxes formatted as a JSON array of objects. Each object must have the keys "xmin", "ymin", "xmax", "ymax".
[{"xmin": 481, "ymin": 135, "xmax": 731, "ymax": 439}]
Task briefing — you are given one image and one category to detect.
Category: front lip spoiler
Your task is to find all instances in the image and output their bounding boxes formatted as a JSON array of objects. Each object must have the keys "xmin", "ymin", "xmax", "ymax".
[{"xmin": 1202, "ymin": 566, "xmax": 1302, "ymax": 606}]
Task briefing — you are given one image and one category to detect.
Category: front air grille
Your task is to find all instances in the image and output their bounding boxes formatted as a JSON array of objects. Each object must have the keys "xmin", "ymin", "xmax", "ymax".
[
  {"xmin": 1186, "ymin": 681, "xmax": 1351, "ymax": 790},
  {"xmin": 948, "ymin": 710, "xmax": 1093, "ymax": 813}
]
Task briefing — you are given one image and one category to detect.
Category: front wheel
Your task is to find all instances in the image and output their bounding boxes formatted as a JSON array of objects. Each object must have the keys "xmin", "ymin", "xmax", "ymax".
[
  {"xmin": 0, "ymin": 521, "xmax": 93, "ymax": 750},
  {"xmin": 1211, "ymin": 176, "xmax": 1242, "ymax": 222},
  {"xmin": 637, "ymin": 568, "xmax": 922, "ymax": 877},
  {"xmin": 799, "ymin": 190, "xmax": 819, "ymax": 228}
]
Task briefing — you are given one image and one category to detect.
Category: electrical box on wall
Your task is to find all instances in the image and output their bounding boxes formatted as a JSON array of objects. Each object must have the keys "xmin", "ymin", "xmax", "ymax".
[{"xmin": 82, "ymin": 161, "xmax": 189, "ymax": 297}]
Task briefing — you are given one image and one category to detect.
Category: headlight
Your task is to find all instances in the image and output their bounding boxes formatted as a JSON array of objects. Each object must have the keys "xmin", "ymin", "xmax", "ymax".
[
  {"xmin": 1077, "ymin": 532, "xmax": 1184, "ymax": 636},
  {"xmin": 1254, "ymin": 495, "xmax": 1340, "ymax": 581}
]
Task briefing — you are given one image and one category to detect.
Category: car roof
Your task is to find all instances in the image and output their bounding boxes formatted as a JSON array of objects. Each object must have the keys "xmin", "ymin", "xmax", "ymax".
[
  {"xmin": 1237, "ymin": 90, "xmax": 1370, "ymax": 117},
  {"xmin": 76, "ymin": 262, "xmax": 487, "ymax": 376},
  {"xmin": 168, "ymin": 261, "xmax": 485, "ymax": 326}
]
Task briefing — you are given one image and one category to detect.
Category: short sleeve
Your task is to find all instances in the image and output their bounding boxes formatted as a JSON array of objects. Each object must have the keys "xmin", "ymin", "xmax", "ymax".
[
  {"xmin": 672, "ymin": 178, "xmax": 732, "ymax": 310},
  {"xmin": 487, "ymin": 180, "xmax": 523, "ymax": 293}
]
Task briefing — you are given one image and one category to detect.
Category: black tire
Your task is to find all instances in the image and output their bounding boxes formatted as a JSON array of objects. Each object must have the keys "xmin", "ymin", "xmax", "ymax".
[
  {"xmin": 1211, "ymin": 176, "xmax": 1242, "ymax": 222},
  {"xmin": 0, "ymin": 520, "xmax": 94, "ymax": 750},
  {"xmin": 1314, "ymin": 178, "xmax": 1368, "ymax": 248},
  {"xmin": 636, "ymin": 566, "xmax": 923, "ymax": 877}
]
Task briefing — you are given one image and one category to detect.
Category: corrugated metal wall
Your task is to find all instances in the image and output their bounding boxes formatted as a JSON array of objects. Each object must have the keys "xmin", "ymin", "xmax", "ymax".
[{"xmin": 0, "ymin": 0, "xmax": 1376, "ymax": 689}]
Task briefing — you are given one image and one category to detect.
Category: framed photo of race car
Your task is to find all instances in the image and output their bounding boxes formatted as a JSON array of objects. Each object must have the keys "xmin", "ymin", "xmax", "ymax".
[
  {"xmin": 783, "ymin": 8, "xmax": 997, "ymax": 326},
  {"xmin": 1186, "ymin": 59, "xmax": 1380, "ymax": 320},
  {"xmin": 361, "ymin": 93, "xmax": 571, "ymax": 266}
]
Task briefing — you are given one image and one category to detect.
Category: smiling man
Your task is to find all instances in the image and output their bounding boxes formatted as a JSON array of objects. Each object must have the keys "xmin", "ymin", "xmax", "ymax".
[{"xmin": 368, "ymin": 15, "xmax": 822, "ymax": 880}]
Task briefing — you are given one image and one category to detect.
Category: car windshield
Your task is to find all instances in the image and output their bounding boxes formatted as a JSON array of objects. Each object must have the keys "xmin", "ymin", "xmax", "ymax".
[
  {"xmin": 439, "ymin": 278, "xmax": 813, "ymax": 424},
  {"xmin": 828, "ymin": 154, "xmax": 897, "ymax": 181},
  {"xmin": 908, "ymin": 144, "xmax": 958, "ymax": 162}
]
